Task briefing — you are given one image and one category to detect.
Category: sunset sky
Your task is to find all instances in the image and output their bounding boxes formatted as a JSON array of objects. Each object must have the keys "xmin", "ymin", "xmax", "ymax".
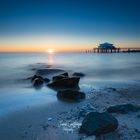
[{"xmin": 0, "ymin": 0, "xmax": 140, "ymax": 52}]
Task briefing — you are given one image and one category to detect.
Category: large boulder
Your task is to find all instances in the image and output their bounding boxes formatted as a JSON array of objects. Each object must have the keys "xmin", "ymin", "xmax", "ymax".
[
  {"xmin": 33, "ymin": 78, "xmax": 44, "ymax": 88},
  {"xmin": 52, "ymin": 72, "xmax": 69, "ymax": 81},
  {"xmin": 52, "ymin": 75, "xmax": 66, "ymax": 81},
  {"xmin": 57, "ymin": 89, "xmax": 85, "ymax": 102},
  {"xmin": 47, "ymin": 77, "xmax": 80, "ymax": 88},
  {"xmin": 79, "ymin": 112, "xmax": 118, "ymax": 136},
  {"xmin": 107, "ymin": 104, "xmax": 140, "ymax": 114}
]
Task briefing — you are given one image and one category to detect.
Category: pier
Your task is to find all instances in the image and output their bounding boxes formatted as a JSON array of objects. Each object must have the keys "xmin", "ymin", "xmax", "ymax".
[
  {"xmin": 86, "ymin": 43, "xmax": 140, "ymax": 53},
  {"xmin": 86, "ymin": 48, "xmax": 140, "ymax": 53}
]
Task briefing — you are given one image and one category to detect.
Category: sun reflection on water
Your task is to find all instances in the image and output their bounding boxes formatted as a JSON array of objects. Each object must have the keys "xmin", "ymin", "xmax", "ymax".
[{"xmin": 47, "ymin": 51, "xmax": 54, "ymax": 67}]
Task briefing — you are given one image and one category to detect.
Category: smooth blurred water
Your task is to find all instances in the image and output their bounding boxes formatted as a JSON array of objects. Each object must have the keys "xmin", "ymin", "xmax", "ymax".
[{"xmin": 0, "ymin": 52, "xmax": 140, "ymax": 116}]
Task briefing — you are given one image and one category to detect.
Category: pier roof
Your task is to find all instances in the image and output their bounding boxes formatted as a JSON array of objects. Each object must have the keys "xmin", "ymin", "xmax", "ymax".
[{"xmin": 98, "ymin": 42, "xmax": 116, "ymax": 49}]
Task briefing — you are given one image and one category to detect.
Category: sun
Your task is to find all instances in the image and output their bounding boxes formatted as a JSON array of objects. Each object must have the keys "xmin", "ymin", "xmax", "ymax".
[{"xmin": 47, "ymin": 49, "xmax": 55, "ymax": 54}]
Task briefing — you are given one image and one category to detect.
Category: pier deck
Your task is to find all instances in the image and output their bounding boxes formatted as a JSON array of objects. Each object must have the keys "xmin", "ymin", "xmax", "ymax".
[{"xmin": 86, "ymin": 48, "xmax": 140, "ymax": 53}]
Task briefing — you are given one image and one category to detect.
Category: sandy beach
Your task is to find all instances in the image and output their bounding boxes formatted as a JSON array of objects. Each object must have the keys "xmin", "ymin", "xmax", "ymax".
[{"xmin": 0, "ymin": 79, "xmax": 140, "ymax": 140}]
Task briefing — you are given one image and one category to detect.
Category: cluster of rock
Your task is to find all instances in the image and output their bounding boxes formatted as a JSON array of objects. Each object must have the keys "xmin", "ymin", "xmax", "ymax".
[
  {"xmin": 30, "ymin": 69, "xmax": 86, "ymax": 102},
  {"xmin": 28, "ymin": 68, "xmax": 140, "ymax": 138}
]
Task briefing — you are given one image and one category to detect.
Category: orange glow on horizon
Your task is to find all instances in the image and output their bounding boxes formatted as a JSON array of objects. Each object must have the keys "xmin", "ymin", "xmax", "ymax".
[
  {"xmin": 0, "ymin": 35, "xmax": 95, "ymax": 52},
  {"xmin": 0, "ymin": 47, "xmax": 86, "ymax": 53},
  {"xmin": 0, "ymin": 35, "xmax": 140, "ymax": 53},
  {"xmin": 0, "ymin": 43, "xmax": 91, "ymax": 52}
]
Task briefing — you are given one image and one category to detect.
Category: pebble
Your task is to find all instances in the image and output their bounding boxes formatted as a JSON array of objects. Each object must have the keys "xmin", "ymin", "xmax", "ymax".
[{"xmin": 48, "ymin": 118, "xmax": 52, "ymax": 121}]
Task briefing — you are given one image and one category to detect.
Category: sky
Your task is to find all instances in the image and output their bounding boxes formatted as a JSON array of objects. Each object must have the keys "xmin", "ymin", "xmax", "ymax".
[{"xmin": 0, "ymin": 0, "xmax": 140, "ymax": 52}]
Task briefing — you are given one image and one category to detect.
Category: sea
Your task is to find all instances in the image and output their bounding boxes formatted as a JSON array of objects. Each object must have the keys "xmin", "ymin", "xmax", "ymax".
[{"xmin": 0, "ymin": 52, "xmax": 140, "ymax": 116}]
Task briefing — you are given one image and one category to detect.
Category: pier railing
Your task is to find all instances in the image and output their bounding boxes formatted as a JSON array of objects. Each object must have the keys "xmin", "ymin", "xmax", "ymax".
[{"xmin": 85, "ymin": 48, "xmax": 140, "ymax": 53}]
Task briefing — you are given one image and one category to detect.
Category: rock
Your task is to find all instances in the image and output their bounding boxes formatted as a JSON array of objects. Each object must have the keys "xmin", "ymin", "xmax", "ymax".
[
  {"xmin": 47, "ymin": 118, "xmax": 52, "ymax": 121},
  {"xmin": 36, "ymin": 68, "xmax": 65, "ymax": 76},
  {"xmin": 52, "ymin": 72, "xmax": 69, "ymax": 81},
  {"xmin": 57, "ymin": 89, "xmax": 85, "ymax": 102},
  {"xmin": 79, "ymin": 103, "xmax": 96, "ymax": 117},
  {"xmin": 33, "ymin": 78, "xmax": 44, "ymax": 88},
  {"xmin": 61, "ymin": 72, "xmax": 69, "ymax": 77},
  {"xmin": 53, "ymin": 75, "xmax": 66, "ymax": 81},
  {"xmin": 48, "ymin": 77, "xmax": 80, "ymax": 88},
  {"xmin": 31, "ymin": 75, "xmax": 43, "ymax": 82},
  {"xmin": 72, "ymin": 72, "xmax": 85, "ymax": 77},
  {"xmin": 43, "ymin": 78, "xmax": 50, "ymax": 83},
  {"xmin": 31, "ymin": 75, "xmax": 50, "ymax": 83},
  {"xmin": 107, "ymin": 104, "xmax": 140, "ymax": 114},
  {"xmin": 79, "ymin": 112, "xmax": 118, "ymax": 136}
]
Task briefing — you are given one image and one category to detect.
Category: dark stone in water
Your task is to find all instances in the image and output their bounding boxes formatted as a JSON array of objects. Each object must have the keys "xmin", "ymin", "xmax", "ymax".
[
  {"xmin": 47, "ymin": 77, "xmax": 80, "ymax": 88},
  {"xmin": 33, "ymin": 78, "xmax": 44, "ymax": 87},
  {"xmin": 36, "ymin": 68, "xmax": 65, "ymax": 76},
  {"xmin": 43, "ymin": 78, "xmax": 50, "ymax": 83},
  {"xmin": 52, "ymin": 72, "xmax": 69, "ymax": 81},
  {"xmin": 57, "ymin": 89, "xmax": 85, "ymax": 102},
  {"xmin": 79, "ymin": 112, "xmax": 118, "ymax": 136},
  {"xmin": 53, "ymin": 75, "xmax": 66, "ymax": 81},
  {"xmin": 72, "ymin": 72, "xmax": 85, "ymax": 77},
  {"xmin": 31, "ymin": 75, "xmax": 50, "ymax": 83},
  {"xmin": 107, "ymin": 104, "xmax": 140, "ymax": 114},
  {"xmin": 31, "ymin": 75, "xmax": 43, "ymax": 82},
  {"xmin": 61, "ymin": 72, "xmax": 69, "ymax": 77}
]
